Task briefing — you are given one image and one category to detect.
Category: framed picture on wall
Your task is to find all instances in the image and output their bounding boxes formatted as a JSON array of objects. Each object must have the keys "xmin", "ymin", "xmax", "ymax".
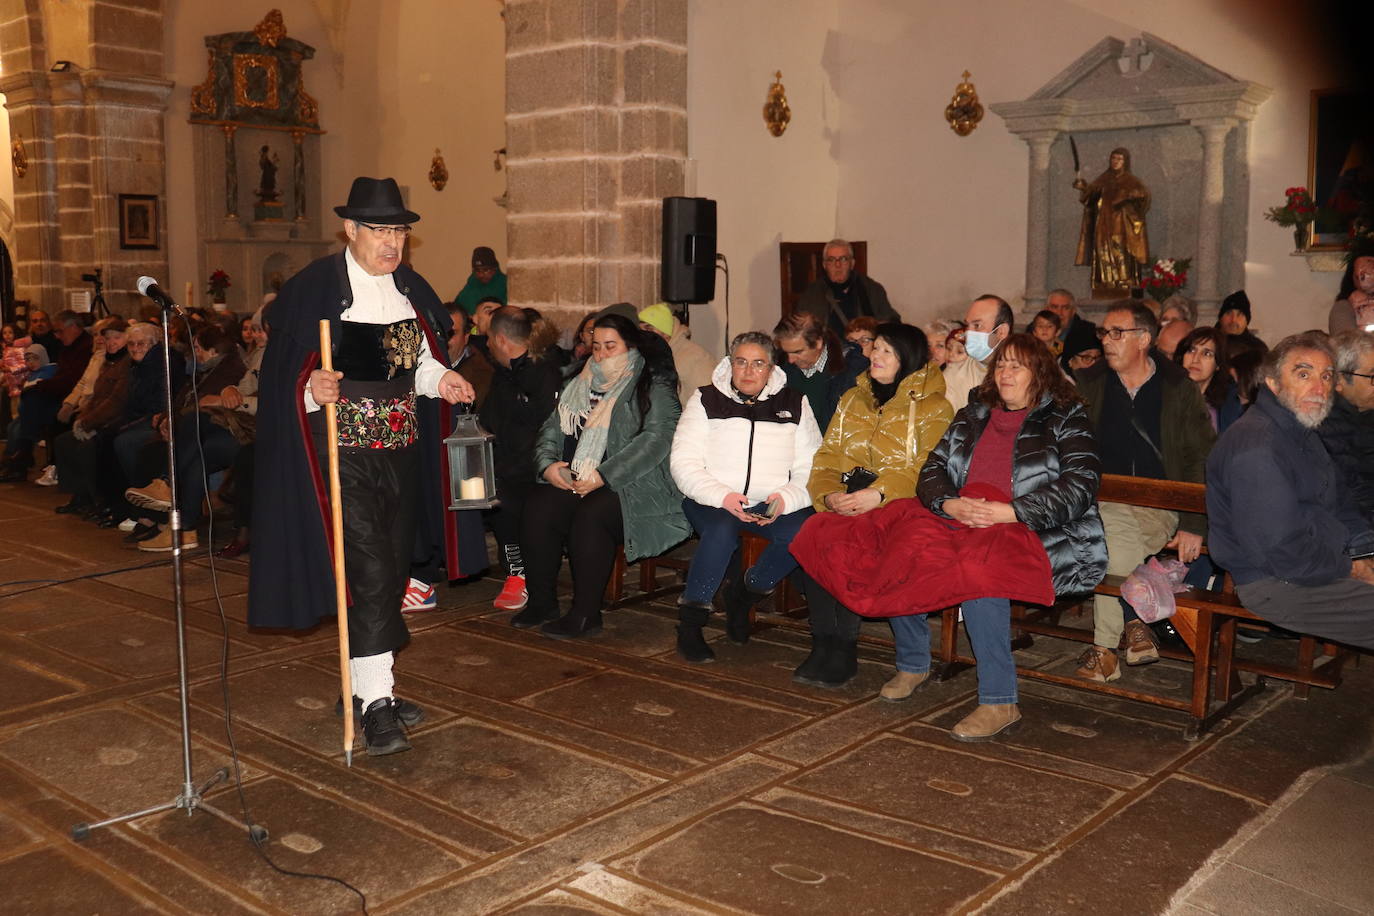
[
  {"xmin": 118, "ymin": 194, "xmax": 159, "ymax": 250},
  {"xmin": 1308, "ymin": 89, "xmax": 1374, "ymax": 250}
]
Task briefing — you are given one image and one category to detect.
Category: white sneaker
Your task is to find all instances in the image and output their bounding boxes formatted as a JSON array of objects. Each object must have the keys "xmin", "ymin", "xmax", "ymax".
[
  {"xmin": 117, "ymin": 518, "xmax": 138, "ymax": 532},
  {"xmin": 35, "ymin": 465, "xmax": 58, "ymax": 486}
]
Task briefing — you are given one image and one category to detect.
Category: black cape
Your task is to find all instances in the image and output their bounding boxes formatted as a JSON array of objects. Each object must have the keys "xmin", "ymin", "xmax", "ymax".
[{"xmin": 247, "ymin": 250, "xmax": 485, "ymax": 632}]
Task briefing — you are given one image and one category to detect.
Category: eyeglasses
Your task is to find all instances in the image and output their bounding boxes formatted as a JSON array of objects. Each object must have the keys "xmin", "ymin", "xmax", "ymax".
[
  {"xmin": 355, "ymin": 221, "xmax": 412, "ymax": 240},
  {"xmin": 1345, "ymin": 371, "xmax": 1374, "ymax": 382},
  {"xmin": 731, "ymin": 358, "xmax": 771, "ymax": 372},
  {"xmin": 822, "ymin": 256, "xmax": 853, "ymax": 265},
  {"xmin": 1096, "ymin": 326, "xmax": 1146, "ymax": 341}
]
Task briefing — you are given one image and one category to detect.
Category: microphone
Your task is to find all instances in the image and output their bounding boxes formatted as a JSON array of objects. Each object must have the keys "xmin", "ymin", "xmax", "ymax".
[{"xmin": 137, "ymin": 276, "xmax": 179, "ymax": 312}]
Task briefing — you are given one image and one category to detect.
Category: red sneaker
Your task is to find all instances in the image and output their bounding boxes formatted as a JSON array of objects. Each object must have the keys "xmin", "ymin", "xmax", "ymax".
[
  {"xmin": 401, "ymin": 577, "xmax": 438, "ymax": 613},
  {"xmin": 493, "ymin": 575, "xmax": 528, "ymax": 611}
]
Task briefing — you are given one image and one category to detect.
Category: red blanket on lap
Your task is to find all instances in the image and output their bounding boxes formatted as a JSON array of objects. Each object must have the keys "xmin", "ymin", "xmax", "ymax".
[{"xmin": 789, "ymin": 490, "xmax": 1054, "ymax": 617}]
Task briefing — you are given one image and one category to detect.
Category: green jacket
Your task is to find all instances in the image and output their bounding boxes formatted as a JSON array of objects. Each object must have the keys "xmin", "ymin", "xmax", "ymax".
[
  {"xmin": 1075, "ymin": 357, "xmax": 1216, "ymax": 535},
  {"xmin": 534, "ymin": 372, "xmax": 691, "ymax": 561}
]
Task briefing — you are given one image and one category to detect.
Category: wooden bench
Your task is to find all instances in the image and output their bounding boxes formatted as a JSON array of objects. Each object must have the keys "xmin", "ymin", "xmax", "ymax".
[{"xmin": 934, "ymin": 474, "xmax": 1355, "ymax": 738}]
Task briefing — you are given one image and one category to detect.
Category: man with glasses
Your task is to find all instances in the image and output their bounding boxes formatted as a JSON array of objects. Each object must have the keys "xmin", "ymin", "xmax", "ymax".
[
  {"xmin": 1318, "ymin": 330, "xmax": 1374, "ymax": 525},
  {"xmin": 249, "ymin": 176, "xmax": 479, "ymax": 758},
  {"xmin": 1073, "ymin": 302, "xmax": 1215, "ymax": 683},
  {"xmin": 796, "ymin": 238, "xmax": 897, "ymax": 337},
  {"xmin": 669, "ymin": 331, "xmax": 822, "ymax": 662}
]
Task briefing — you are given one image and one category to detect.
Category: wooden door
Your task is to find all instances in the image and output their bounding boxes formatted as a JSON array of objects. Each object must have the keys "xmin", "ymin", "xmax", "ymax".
[{"xmin": 778, "ymin": 241, "xmax": 868, "ymax": 319}]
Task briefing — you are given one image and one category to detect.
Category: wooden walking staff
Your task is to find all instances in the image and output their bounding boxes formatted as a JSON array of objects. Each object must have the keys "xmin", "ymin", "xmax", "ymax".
[{"xmin": 318, "ymin": 319, "xmax": 355, "ymax": 766}]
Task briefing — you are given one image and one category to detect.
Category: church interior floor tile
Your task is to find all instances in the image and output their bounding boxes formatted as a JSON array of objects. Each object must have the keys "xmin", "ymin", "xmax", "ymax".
[{"xmin": 0, "ymin": 481, "xmax": 1370, "ymax": 914}]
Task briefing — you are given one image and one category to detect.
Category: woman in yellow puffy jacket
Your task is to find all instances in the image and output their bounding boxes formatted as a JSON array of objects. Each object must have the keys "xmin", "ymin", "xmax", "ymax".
[{"xmin": 795, "ymin": 322, "xmax": 953, "ymax": 689}]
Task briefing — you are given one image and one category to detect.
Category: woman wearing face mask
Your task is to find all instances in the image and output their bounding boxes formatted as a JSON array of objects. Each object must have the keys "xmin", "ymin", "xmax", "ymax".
[
  {"xmin": 519, "ymin": 313, "xmax": 691, "ymax": 639},
  {"xmin": 1175, "ymin": 326, "xmax": 1243, "ymax": 434},
  {"xmin": 789, "ymin": 323, "xmax": 953, "ymax": 688}
]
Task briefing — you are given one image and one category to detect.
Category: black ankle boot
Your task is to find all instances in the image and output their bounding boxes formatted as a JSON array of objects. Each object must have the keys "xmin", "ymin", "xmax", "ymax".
[
  {"xmin": 676, "ymin": 601, "xmax": 715, "ymax": 663},
  {"xmin": 722, "ymin": 574, "xmax": 767, "ymax": 645},
  {"xmin": 813, "ymin": 636, "xmax": 858, "ymax": 688},
  {"xmin": 540, "ymin": 612, "xmax": 603, "ymax": 640},
  {"xmin": 792, "ymin": 634, "xmax": 827, "ymax": 684}
]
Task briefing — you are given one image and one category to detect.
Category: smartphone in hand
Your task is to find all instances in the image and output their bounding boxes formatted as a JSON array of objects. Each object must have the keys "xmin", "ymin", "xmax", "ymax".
[{"xmin": 744, "ymin": 500, "xmax": 777, "ymax": 521}]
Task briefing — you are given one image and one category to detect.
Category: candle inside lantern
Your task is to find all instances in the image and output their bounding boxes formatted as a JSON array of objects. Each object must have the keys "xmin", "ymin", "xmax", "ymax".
[{"xmin": 460, "ymin": 476, "xmax": 486, "ymax": 500}]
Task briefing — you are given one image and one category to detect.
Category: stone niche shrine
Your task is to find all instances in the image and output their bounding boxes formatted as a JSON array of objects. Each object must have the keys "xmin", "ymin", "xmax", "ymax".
[
  {"xmin": 993, "ymin": 33, "xmax": 1271, "ymax": 321},
  {"xmin": 187, "ymin": 10, "xmax": 330, "ymax": 310}
]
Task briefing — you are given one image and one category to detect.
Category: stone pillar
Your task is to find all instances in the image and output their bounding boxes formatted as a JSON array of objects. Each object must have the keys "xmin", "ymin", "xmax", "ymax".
[
  {"xmin": 0, "ymin": 0, "xmax": 171, "ymax": 315},
  {"xmin": 1191, "ymin": 117, "xmax": 1235, "ymax": 311},
  {"xmin": 1022, "ymin": 130, "xmax": 1058, "ymax": 310},
  {"xmin": 504, "ymin": 0, "xmax": 687, "ymax": 329}
]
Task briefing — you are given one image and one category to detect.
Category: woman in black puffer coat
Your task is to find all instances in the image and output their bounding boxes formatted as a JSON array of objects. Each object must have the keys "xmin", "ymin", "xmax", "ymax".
[{"xmin": 914, "ymin": 333, "xmax": 1106, "ymax": 741}]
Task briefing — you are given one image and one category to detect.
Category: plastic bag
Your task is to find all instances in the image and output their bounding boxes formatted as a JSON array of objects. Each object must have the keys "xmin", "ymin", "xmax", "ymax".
[{"xmin": 1120, "ymin": 556, "xmax": 1190, "ymax": 623}]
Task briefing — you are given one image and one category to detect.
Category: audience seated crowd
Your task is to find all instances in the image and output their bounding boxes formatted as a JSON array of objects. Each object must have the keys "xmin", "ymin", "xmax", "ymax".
[{"xmin": 9, "ymin": 242, "xmax": 1374, "ymax": 744}]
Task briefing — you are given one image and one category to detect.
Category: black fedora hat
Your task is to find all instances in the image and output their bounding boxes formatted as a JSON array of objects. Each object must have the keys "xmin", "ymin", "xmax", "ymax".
[{"xmin": 334, "ymin": 176, "xmax": 420, "ymax": 224}]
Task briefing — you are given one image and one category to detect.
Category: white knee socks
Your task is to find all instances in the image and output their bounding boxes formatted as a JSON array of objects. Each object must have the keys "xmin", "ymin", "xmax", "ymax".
[{"xmin": 350, "ymin": 651, "xmax": 395, "ymax": 708}]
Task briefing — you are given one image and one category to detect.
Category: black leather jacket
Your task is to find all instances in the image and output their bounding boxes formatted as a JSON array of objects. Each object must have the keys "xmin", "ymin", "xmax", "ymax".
[{"xmin": 918, "ymin": 392, "xmax": 1107, "ymax": 597}]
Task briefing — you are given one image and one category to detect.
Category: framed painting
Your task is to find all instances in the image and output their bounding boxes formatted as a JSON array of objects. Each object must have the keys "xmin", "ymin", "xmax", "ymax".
[
  {"xmin": 1308, "ymin": 89, "xmax": 1374, "ymax": 249},
  {"xmin": 118, "ymin": 194, "xmax": 159, "ymax": 250}
]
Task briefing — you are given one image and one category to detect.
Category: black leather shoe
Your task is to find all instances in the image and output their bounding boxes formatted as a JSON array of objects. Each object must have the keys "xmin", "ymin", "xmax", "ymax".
[
  {"xmin": 360, "ymin": 698, "xmax": 412, "ymax": 757},
  {"xmin": 335, "ymin": 695, "xmax": 424, "ymax": 727},
  {"xmin": 124, "ymin": 522, "xmax": 159, "ymax": 543},
  {"xmin": 510, "ymin": 604, "xmax": 560, "ymax": 629},
  {"xmin": 55, "ymin": 498, "xmax": 90, "ymax": 515},
  {"xmin": 540, "ymin": 614, "xmax": 603, "ymax": 640},
  {"xmin": 96, "ymin": 513, "xmax": 120, "ymax": 529}
]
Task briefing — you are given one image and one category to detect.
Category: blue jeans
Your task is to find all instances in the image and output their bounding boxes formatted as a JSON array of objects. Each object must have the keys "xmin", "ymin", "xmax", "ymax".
[
  {"xmin": 680, "ymin": 499, "xmax": 813, "ymax": 605},
  {"xmin": 890, "ymin": 597, "xmax": 1017, "ymax": 704}
]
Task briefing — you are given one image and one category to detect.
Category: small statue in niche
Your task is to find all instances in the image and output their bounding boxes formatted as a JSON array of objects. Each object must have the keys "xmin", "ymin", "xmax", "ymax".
[
  {"xmin": 1073, "ymin": 147, "xmax": 1151, "ymax": 297},
  {"xmin": 257, "ymin": 145, "xmax": 281, "ymax": 203}
]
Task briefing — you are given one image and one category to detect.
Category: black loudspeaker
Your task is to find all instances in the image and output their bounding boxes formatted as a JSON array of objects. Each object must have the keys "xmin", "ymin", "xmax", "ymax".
[{"xmin": 660, "ymin": 196, "xmax": 717, "ymax": 304}]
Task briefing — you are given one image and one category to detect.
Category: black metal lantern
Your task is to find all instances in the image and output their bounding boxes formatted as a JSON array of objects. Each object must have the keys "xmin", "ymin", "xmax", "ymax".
[{"xmin": 444, "ymin": 409, "xmax": 499, "ymax": 510}]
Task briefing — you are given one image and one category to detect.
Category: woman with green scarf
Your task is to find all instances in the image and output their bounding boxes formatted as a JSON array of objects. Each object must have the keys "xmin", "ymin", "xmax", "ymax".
[{"xmin": 517, "ymin": 313, "xmax": 692, "ymax": 639}]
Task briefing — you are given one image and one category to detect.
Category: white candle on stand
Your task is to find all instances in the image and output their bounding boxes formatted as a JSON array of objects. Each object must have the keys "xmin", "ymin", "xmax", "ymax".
[
  {"xmin": 460, "ymin": 476, "xmax": 486, "ymax": 500},
  {"xmin": 184, "ymin": 281, "xmax": 193, "ymax": 307}
]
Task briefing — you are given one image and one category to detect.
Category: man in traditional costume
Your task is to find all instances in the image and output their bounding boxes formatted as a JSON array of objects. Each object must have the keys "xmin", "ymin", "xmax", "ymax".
[
  {"xmin": 249, "ymin": 177, "xmax": 475, "ymax": 757},
  {"xmin": 1074, "ymin": 147, "xmax": 1151, "ymax": 297}
]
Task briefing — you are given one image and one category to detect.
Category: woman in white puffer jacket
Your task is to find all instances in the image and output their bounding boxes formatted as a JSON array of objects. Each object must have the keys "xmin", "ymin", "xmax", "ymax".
[{"xmin": 669, "ymin": 331, "xmax": 823, "ymax": 663}]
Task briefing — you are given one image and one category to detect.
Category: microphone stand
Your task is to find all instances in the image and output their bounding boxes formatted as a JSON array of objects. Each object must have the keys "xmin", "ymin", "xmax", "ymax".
[{"xmin": 73, "ymin": 296, "xmax": 266, "ymax": 845}]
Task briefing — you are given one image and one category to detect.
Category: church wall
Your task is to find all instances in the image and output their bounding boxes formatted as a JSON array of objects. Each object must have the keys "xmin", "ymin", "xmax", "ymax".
[
  {"xmin": 833, "ymin": 0, "xmax": 1340, "ymax": 340},
  {"xmin": 686, "ymin": 0, "xmax": 1343, "ymax": 346},
  {"xmin": 373, "ymin": 1, "xmax": 507, "ymax": 303},
  {"xmin": 163, "ymin": 2, "xmax": 380, "ymax": 310},
  {"xmin": 685, "ymin": 0, "xmax": 841, "ymax": 357}
]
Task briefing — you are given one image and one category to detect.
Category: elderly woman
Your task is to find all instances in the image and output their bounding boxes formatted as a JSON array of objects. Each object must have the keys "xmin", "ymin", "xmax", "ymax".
[
  {"xmin": 844, "ymin": 316, "xmax": 879, "ymax": 359},
  {"xmin": 670, "ymin": 331, "xmax": 822, "ymax": 662},
  {"xmin": 793, "ymin": 322, "xmax": 953, "ymax": 687},
  {"xmin": 1160, "ymin": 294, "xmax": 1197, "ymax": 327},
  {"xmin": 52, "ymin": 319, "xmax": 131, "ymax": 522},
  {"xmin": 914, "ymin": 333, "xmax": 1106, "ymax": 739},
  {"xmin": 923, "ymin": 318, "xmax": 962, "ymax": 369},
  {"xmin": 1175, "ymin": 326, "xmax": 1243, "ymax": 434},
  {"xmin": 521, "ymin": 313, "xmax": 691, "ymax": 639}
]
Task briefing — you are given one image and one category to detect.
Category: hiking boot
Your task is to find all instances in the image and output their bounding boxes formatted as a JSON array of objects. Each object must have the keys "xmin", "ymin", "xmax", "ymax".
[
  {"xmin": 951, "ymin": 703, "xmax": 1022, "ymax": 742},
  {"xmin": 879, "ymin": 670, "xmax": 929, "ymax": 701},
  {"xmin": 1074, "ymin": 645, "xmax": 1121, "ymax": 682},
  {"xmin": 1123, "ymin": 619, "xmax": 1160, "ymax": 666},
  {"xmin": 493, "ymin": 575, "xmax": 528, "ymax": 611},
  {"xmin": 137, "ymin": 527, "xmax": 199, "ymax": 552},
  {"xmin": 360, "ymin": 698, "xmax": 411, "ymax": 756},
  {"xmin": 125, "ymin": 478, "xmax": 173, "ymax": 511}
]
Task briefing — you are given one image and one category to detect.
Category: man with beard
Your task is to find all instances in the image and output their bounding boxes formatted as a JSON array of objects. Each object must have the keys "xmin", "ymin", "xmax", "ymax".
[
  {"xmin": 1074, "ymin": 148, "xmax": 1150, "ymax": 297},
  {"xmin": 1207, "ymin": 332, "xmax": 1374, "ymax": 650},
  {"xmin": 795, "ymin": 239, "xmax": 898, "ymax": 337},
  {"xmin": 249, "ymin": 177, "xmax": 477, "ymax": 757}
]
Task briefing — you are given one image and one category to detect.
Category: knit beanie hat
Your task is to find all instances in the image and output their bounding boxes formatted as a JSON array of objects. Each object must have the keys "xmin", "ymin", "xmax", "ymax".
[
  {"xmin": 1218, "ymin": 289, "xmax": 1251, "ymax": 323},
  {"xmin": 638, "ymin": 303, "xmax": 675, "ymax": 337}
]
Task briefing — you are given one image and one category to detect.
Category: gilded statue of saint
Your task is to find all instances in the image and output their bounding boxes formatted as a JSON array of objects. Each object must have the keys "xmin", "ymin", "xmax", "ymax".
[{"xmin": 1073, "ymin": 147, "xmax": 1150, "ymax": 297}]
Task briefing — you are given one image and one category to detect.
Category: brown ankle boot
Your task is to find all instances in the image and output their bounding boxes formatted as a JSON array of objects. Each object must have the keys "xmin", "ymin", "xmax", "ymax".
[{"xmin": 951, "ymin": 703, "xmax": 1022, "ymax": 742}]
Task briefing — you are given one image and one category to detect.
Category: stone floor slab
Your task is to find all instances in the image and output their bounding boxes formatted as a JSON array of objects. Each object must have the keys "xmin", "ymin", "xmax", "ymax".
[
  {"xmin": 400, "ymin": 627, "xmax": 602, "ymax": 700},
  {"xmin": 978, "ymin": 776, "xmax": 1263, "ymax": 915},
  {"xmin": 1228, "ymin": 774, "xmax": 1374, "ymax": 912},
  {"xmin": 787, "ymin": 733, "xmax": 1118, "ymax": 851},
  {"xmin": 27, "ymin": 610, "xmax": 243, "ymax": 679},
  {"xmin": 0, "ymin": 846, "xmax": 162, "ymax": 913},
  {"xmin": 0, "ymin": 654, "xmax": 85, "ymax": 712},
  {"xmin": 362, "ymin": 720, "xmax": 661, "ymax": 838},
  {"xmin": 521, "ymin": 671, "xmax": 807, "ymax": 760},
  {"xmin": 1182, "ymin": 861, "xmax": 1362, "ymax": 915},
  {"xmin": 97, "ymin": 561, "xmax": 249, "ymax": 604},
  {"xmin": 623, "ymin": 805, "xmax": 995, "ymax": 914},
  {"xmin": 0, "ymin": 808, "xmax": 39, "ymax": 857}
]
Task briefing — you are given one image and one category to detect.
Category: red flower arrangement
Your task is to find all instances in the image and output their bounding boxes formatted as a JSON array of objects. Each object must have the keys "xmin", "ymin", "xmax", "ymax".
[
  {"xmin": 1141, "ymin": 257, "xmax": 1191, "ymax": 294},
  {"xmin": 1264, "ymin": 187, "xmax": 1317, "ymax": 227},
  {"xmin": 206, "ymin": 269, "xmax": 232, "ymax": 299}
]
